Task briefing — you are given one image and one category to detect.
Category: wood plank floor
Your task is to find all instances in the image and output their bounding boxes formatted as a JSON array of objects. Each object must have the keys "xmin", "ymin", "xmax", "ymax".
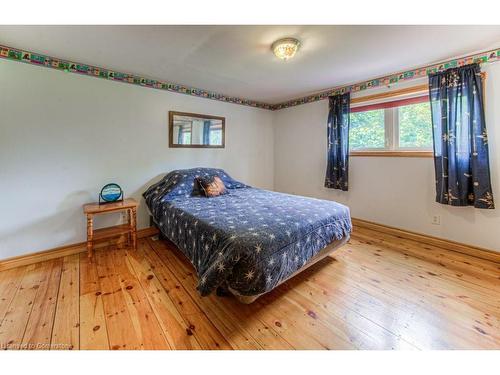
[{"xmin": 0, "ymin": 227, "xmax": 499, "ymax": 350}]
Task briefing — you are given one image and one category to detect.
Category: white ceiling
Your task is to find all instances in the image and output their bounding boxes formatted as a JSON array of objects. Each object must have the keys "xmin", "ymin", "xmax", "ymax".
[{"xmin": 2, "ymin": 25, "xmax": 500, "ymax": 104}]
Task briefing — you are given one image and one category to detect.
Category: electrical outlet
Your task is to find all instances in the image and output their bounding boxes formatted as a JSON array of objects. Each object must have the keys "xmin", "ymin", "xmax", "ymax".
[{"xmin": 431, "ymin": 215, "xmax": 441, "ymax": 225}]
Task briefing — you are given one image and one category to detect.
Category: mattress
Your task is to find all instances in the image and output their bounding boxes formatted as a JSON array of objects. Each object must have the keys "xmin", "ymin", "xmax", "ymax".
[{"xmin": 144, "ymin": 168, "xmax": 352, "ymax": 298}]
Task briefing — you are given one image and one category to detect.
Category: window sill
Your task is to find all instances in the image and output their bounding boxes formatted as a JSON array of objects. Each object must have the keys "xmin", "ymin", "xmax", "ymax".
[{"xmin": 350, "ymin": 150, "xmax": 433, "ymax": 158}]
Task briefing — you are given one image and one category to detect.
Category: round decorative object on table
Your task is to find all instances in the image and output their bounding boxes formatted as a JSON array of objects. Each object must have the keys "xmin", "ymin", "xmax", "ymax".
[{"xmin": 99, "ymin": 183, "xmax": 123, "ymax": 204}]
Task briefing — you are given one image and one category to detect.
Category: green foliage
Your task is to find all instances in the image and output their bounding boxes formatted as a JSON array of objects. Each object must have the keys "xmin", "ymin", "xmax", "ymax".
[
  {"xmin": 349, "ymin": 109, "xmax": 385, "ymax": 149},
  {"xmin": 349, "ymin": 102, "xmax": 433, "ymax": 150},
  {"xmin": 398, "ymin": 102, "xmax": 433, "ymax": 148}
]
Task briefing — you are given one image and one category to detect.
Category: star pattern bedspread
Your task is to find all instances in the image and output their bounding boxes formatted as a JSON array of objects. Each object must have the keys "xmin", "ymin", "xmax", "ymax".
[{"xmin": 144, "ymin": 168, "xmax": 352, "ymax": 297}]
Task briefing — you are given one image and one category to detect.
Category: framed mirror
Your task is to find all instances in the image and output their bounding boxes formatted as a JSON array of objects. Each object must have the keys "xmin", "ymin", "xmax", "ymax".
[{"xmin": 169, "ymin": 111, "xmax": 225, "ymax": 148}]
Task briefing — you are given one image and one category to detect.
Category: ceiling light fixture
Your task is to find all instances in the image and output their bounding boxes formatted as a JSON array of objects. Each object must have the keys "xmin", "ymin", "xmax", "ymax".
[{"xmin": 271, "ymin": 38, "xmax": 300, "ymax": 61}]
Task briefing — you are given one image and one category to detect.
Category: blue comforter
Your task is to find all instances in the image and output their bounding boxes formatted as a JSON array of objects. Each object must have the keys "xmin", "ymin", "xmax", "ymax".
[{"xmin": 144, "ymin": 168, "xmax": 351, "ymax": 297}]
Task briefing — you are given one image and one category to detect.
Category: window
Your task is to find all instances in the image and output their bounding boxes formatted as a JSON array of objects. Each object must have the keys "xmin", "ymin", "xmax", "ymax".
[
  {"xmin": 209, "ymin": 127, "xmax": 222, "ymax": 145},
  {"xmin": 350, "ymin": 109, "xmax": 385, "ymax": 149},
  {"xmin": 398, "ymin": 102, "xmax": 433, "ymax": 148},
  {"xmin": 350, "ymin": 94, "xmax": 433, "ymax": 156},
  {"xmin": 181, "ymin": 130, "xmax": 191, "ymax": 144}
]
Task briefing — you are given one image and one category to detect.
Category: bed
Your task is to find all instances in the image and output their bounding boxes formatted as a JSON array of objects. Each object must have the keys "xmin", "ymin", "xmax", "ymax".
[{"xmin": 143, "ymin": 168, "xmax": 352, "ymax": 303}]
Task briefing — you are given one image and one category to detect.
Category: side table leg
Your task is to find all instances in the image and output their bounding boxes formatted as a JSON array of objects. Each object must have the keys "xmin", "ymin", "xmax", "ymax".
[
  {"xmin": 87, "ymin": 214, "xmax": 94, "ymax": 260},
  {"xmin": 127, "ymin": 208, "xmax": 132, "ymax": 248},
  {"xmin": 131, "ymin": 207, "xmax": 137, "ymax": 251}
]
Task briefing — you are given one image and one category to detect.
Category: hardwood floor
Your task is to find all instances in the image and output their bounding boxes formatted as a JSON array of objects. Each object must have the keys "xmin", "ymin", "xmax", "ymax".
[{"xmin": 0, "ymin": 227, "xmax": 499, "ymax": 350}]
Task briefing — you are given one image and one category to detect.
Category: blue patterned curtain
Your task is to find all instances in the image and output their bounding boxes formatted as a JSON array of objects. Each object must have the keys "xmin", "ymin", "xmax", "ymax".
[
  {"xmin": 429, "ymin": 63, "xmax": 494, "ymax": 209},
  {"xmin": 203, "ymin": 121, "xmax": 211, "ymax": 144},
  {"xmin": 325, "ymin": 92, "xmax": 350, "ymax": 191}
]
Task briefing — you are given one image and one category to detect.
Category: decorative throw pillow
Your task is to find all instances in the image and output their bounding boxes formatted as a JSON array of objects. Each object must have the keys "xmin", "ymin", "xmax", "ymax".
[{"xmin": 196, "ymin": 176, "xmax": 227, "ymax": 197}]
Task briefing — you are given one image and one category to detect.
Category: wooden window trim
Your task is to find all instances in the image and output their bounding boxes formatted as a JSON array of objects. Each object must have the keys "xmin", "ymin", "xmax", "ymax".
[
  {"xmin": 351, "ymin": 84, "xmax": 428, "ymax": 106},
  {"xmin": 350, "ymin": 150, "xmax": 433, "ymax": 157},
  {"xmin": 350, "ymin": 84, "xmax": 432, "ymax": 157},
  {"xmin": 350, "ymin": 72, "xmax": 486, "ymax": 107},
  {"xmin": 351, "ymin": 94, "xmax": 429, "ymax": 113},
  {"xmin": 349, "ymin": 73, "xmax": 486, "ymax": 158}
]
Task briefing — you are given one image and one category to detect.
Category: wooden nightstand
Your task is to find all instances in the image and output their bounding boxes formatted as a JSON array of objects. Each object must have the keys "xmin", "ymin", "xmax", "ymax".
[{"xmin": 83, "ymin": 198, "xmax": 138, "ymax": 259}]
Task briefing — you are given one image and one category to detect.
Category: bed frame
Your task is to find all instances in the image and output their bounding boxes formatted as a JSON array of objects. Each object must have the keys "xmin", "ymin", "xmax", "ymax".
[
  {"xmin": 149, "ymin": 214, "xmax": 349, "ymax": 304},
  {"xmin": 228, "ymin": 236, "xmax": 349, "ymax": 304}
]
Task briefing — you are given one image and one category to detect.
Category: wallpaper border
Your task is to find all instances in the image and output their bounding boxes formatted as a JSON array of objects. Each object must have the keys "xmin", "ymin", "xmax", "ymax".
[
  {"xmin": 1, "ymin": 43, "xmax": 499, "ymax": 111},
  {"xmin": 272, "ymin": 47, "xmax": 500, "ymax": 110},
  {"xmin": 0, "ymin": 44, "xmax": 273, "ymax": 110}
]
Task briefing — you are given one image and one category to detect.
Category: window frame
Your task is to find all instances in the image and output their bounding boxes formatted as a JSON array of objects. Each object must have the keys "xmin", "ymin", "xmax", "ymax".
[{"xmin": 349, "ymin": 84, "xmax": 433, "ymax": 158}]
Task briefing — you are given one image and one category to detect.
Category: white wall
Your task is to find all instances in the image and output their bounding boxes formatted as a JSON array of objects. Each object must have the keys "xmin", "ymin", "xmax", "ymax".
[
  {"xmin": 0, "ymin": 59, "xmax": 274, "ymax": 259},
  {"xmin": 273, "ymin": 63, "xmax": 500, "ymax": 251},
  {"xmin": 2, "ymin": 56, "xmax": 500, "ymax": 260}
]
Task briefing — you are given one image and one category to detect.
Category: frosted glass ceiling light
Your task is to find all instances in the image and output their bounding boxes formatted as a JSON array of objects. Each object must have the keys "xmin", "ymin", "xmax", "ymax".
[{"xmin": 272, "ymin": 38, "xmax": 300, "ymax": 61}]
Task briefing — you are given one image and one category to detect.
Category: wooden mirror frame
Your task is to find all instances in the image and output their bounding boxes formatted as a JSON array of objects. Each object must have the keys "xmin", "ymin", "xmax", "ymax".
[{"xmin": 169, "ymin": 111, "xmax": 226, "ymax": 148}]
